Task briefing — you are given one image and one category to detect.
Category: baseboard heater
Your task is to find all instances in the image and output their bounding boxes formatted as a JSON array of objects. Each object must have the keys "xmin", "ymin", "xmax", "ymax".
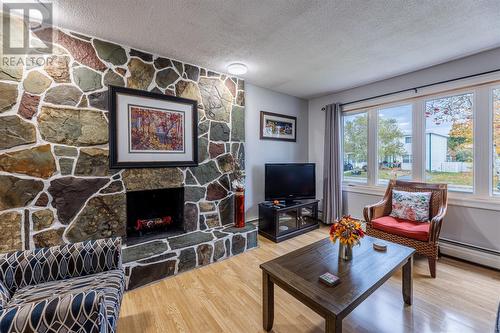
[{"xmin": 439, "ymin": 238, "xmax": 500, "ymax": 270}]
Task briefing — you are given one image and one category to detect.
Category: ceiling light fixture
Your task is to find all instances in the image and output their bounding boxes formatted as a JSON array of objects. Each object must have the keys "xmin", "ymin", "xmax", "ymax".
[{"xmin": 227, "ymin": 63, "xmax": 247, "ymax": 75}]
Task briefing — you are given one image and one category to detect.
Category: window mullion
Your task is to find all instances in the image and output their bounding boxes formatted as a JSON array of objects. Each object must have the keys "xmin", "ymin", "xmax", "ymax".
[
  {"xmin": 368, "ymin": 109, "xmax": 378, "ymax": 186},
  {"xmin": 474, "ymin": 86, "xmax": 491, "ymax": 197},
  {"xmin": 413, "ymin": 100, "xmax": 425, "ymax": 182},
  {"xmin": 493, "ymin": 87, "xmax": 500, "ymax": 196}
]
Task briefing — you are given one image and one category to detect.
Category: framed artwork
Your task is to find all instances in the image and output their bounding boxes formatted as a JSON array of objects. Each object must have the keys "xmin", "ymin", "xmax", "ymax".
[
  {"xmin": 260, "ymin": 111, "xmax": 297, "ymax": 142},
  {"xmin": 109, "ymin": 86, "xmax": 198, "ymax": 168}
]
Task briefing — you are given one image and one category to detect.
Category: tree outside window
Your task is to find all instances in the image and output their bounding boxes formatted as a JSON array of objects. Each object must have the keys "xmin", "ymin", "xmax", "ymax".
[
  {"xmin": 425, "ymin": 93, "xmax": 473, "ymax": 191},
  {"xmin": 378, "ymin": 105, "xmax": 412, "ymax": 183},
  {"xmin": 343, "ymin": 113, "xmax": 368, "ymax": 182}
]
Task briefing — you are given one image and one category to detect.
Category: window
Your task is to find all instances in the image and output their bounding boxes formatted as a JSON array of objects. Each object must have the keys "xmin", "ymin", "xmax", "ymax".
[
  {"xmin": 339, "ymin": 79, "xmax": 500, "ymax": 200},
  {"xmin": 343, "ymin": 112, "xmax": 368, "ymax": 182},
  {"xmin": 493, "ymin": 88, "xmax": 500, "ymax": 195},
  {"xmin": 425, "ymin": 93, "xmax": 473, "ymax": 191},
  {"xmin": 377, "ymin": 104, "xmax": 412, "ymax": 183}
]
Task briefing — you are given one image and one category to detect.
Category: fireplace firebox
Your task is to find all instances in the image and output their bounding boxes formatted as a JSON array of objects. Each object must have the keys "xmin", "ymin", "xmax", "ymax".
[{"xmin": 126, "ymin": 187, "xmax": 185, "ymax": 245}]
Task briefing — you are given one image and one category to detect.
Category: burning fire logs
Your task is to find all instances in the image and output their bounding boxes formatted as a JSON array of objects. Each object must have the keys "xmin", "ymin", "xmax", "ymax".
[{"xmin": 135, "ymin": 216, "xmax": 172, "ymax": 232}]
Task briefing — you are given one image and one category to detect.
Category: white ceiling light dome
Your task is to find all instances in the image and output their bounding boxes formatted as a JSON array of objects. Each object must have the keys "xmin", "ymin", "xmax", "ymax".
[{"xmin": 227, "ymin": 63, "xmax": 247, "ymax": 75}]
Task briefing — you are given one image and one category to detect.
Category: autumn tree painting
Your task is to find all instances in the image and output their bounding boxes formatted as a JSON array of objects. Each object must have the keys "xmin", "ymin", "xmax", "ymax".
[{"xmin": 129, "ymin": 106, "xmax": 184, "ymax": 152}]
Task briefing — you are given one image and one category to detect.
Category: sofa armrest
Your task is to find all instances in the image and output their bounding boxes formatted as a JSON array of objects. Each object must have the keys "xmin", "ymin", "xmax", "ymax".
[
  {"xmin": 363, "ymin": 199, "xmax": 389, "ymax": 222},
  {"xmin": 0, "ymin": 238, "xmax": 122, "ymax": 294},
  {"xmin": 0, "ymin": 290, "xmax": 107, "ymax": 333},
  {"xmin": 89, "ymin": 237, "xmax": 123, "ymax": 271}
]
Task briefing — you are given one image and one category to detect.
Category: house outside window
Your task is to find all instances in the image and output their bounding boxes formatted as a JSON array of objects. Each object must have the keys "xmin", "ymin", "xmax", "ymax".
[{"xmin": 425, "ymin": 93, "xmax": 473, "ymax": 192}]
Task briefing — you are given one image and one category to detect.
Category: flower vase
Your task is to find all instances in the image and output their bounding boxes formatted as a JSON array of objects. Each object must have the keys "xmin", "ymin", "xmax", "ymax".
[
  {"xmin": 235, "ymin": 190, "xmax": 245, "ymax": 228},
  {"xmin": 338, "ymin": 243, "xmax": 353, "ymax": 261}
]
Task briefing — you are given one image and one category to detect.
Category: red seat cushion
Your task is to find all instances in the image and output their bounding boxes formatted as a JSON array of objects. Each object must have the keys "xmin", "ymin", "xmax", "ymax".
[{"xmin": 371, "ymin": 216, "xmax": 430, "ymax": 242}]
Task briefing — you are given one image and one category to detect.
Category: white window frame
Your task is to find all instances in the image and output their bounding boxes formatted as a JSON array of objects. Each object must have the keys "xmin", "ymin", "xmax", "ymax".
[
  {"xmin": 491, "ymin": 85, "xmax": 500, "ymax": 197},
  {"xmin": 340, "ymin": 72, "xmax": 500, "ymax": 211},
  {"xmin": 341, "ymin": 109, "xmax": 370, "ymax": 185}
]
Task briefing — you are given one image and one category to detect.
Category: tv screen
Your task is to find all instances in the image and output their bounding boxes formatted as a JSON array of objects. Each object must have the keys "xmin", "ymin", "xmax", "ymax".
[{"xmin": 265, "ymin": 163, "xmax": 316, "ymax": 201}]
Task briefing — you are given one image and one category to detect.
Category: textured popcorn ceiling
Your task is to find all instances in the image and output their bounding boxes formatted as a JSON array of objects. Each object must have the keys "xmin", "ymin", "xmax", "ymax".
[{"xmin": 51, "ymin": 0, "xmax": 500, "ymax": 98}]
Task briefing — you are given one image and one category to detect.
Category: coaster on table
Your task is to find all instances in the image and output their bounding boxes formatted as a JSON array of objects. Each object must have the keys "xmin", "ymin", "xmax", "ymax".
[{"xmin": 373, "ymin": 242, "xmax": 387, "ymax": 252}]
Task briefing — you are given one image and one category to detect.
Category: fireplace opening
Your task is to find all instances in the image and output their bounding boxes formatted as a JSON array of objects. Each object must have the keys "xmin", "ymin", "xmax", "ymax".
[{"xmin": 126, "ymin": 187, "xmax": 185, "ymax": 245}]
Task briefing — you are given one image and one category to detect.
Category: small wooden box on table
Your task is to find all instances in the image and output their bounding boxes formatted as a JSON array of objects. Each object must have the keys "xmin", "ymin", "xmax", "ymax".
[
  {"xmin": 260, "ymin": 236, "xmax": 415, "ymax": 333},
  {"xmin": 258, "ymin": 199, "xmax": 319, "ymax": 242}
]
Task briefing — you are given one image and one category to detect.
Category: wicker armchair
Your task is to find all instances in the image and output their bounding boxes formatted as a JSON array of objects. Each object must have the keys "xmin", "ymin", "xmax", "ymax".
[{"xmin": 363, "ymin": 180, "xmax": 448, "ymax": 278}]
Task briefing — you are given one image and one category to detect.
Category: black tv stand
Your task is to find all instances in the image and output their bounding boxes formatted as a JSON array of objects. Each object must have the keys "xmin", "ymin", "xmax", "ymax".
[
  {"xmin": 258, "ymin": 199, "xmax": 319, "ymax": 242},
  {"xmin": 271, "ymin": 200, "xmax": 297, "ymax": 207}
]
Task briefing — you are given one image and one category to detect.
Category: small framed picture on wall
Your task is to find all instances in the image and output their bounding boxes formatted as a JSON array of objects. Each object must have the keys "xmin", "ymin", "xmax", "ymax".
[
  {"xmin": 260, "ymin": 111, "xmax": 297, "ymax": 142},
  {"xmin": 109, "ymin": 86, "xmax": 198, "ymax": 168}
]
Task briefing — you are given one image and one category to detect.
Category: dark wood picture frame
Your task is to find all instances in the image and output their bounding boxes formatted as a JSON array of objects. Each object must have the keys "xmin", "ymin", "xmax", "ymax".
[
  {"xmin": 260, "ymin": 111, "xmax": 297, "ymax": 142},
  {"xmin": 109, "ymin": 85, "xmax": 198, "ymax": 168}
]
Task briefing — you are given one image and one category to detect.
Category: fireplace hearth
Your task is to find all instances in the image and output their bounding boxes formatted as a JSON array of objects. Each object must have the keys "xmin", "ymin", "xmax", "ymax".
[{"xmin": 126, "ymin": 187, "xmax": 185, "ymax": 245}]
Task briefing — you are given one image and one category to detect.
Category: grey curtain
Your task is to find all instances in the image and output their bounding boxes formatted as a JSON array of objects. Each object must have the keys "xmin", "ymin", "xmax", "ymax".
[{"xmin": 322, "ymin": 103, "xmax": 343, "ymax": 224}]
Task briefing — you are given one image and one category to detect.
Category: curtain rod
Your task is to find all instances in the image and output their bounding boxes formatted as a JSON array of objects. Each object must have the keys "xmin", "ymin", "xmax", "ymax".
[{"xmin": 321, "ymin": 68, "xmax": 500, "ymax": 111}]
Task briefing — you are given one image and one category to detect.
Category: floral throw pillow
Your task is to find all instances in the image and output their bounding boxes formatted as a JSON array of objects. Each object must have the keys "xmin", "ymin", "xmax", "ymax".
[{"xmin": 390, "ymin": 190, "xmax": 432, "ymax": 222}]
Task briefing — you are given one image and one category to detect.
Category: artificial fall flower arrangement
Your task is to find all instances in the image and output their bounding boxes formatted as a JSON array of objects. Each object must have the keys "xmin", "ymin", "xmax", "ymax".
[{"xmin": 329, "ymin": 215, "xmax": 365, "ymax": 246}]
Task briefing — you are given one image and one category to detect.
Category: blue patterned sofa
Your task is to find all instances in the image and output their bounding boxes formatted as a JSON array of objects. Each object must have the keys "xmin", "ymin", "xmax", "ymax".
[{"xmin": 0, "ymin": 238, "xmax": 124, "ymax": 333}]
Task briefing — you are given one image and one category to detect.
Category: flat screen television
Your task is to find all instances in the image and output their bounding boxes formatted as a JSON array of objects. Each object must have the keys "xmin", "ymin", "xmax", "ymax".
[{"xmin": 265, "ymin": 163, "xmax": 316, "ymax": 202}]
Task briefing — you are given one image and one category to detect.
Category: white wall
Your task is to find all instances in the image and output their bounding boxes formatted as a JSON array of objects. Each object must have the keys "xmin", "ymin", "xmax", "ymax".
[
  {"xmin": 308, "ymin": 47, "xmax": 500, "ymax": 252},
  {"xmin": 245, "ymin": 84, "xmax": 309, "ymax": 220}
]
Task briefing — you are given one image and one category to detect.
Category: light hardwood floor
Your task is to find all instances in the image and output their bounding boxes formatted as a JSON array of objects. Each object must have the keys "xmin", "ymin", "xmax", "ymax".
[{"xmin": 119, "ymin": 225, "xmax": 500, "ymax": 333}]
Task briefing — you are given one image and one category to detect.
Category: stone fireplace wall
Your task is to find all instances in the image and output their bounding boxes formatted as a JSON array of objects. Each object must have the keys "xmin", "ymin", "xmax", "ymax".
[{"xmin": 0, "ymin": 23, "xmax": 255, "ymax": 289}]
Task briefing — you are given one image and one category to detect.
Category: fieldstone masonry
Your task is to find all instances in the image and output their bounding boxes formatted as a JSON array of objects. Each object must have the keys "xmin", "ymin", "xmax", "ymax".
[{"xmin": 0, "ymin": 24, "xmax": 254, "ymax": 289}]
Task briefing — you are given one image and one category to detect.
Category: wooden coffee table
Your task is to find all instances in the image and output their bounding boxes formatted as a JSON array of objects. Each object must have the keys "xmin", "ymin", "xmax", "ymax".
[{"xmin": 260, "ymin": 235, "xmax": 415, "ymax": 332}]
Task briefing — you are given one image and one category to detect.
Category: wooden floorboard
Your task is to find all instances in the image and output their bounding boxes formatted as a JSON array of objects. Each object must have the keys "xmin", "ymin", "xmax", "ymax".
[{"xmin": 118, "ymin": 225, "xmax": 500, "ymax": 333}]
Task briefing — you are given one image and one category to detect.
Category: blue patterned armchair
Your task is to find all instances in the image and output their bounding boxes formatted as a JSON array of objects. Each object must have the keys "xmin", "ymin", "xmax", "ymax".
[{"xmin": 0, "ymin": 238, "xmax": 125, "ymax": 333}]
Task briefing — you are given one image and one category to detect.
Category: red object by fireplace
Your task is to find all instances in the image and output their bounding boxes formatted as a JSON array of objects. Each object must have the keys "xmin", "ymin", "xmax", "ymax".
[
  {"xmin": 235, "ymin": 191, "xmax": 245, "ymax": 228},
  {"xmin": 135, "ymin": 216, "xmax": 172, "ymax": 231}
]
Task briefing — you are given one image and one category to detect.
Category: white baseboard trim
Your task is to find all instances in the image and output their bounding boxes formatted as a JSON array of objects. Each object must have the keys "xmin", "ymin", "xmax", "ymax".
[{"xmin": 440, "ymin": 239, "xmax": 500, "ymax": 270}]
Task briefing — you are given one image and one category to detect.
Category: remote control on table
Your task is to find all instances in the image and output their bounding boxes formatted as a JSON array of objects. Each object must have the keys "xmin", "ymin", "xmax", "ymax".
[{"xmin": 318, "ymin": 272, "xmax": 340, "ymax": 287}]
